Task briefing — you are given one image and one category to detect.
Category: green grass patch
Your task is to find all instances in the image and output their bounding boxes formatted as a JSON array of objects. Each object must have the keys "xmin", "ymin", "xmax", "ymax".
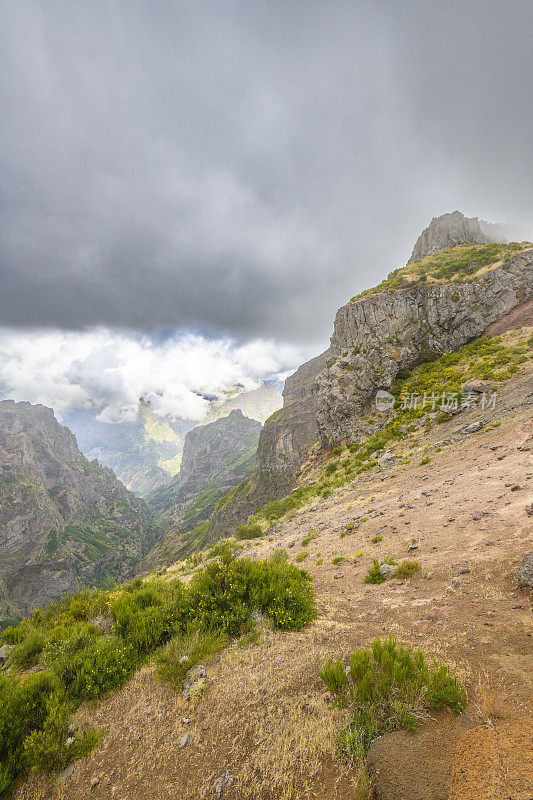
[
  {"xmin": 301, "ymin": 531, "xmax": 316, "ymax": 547},
  {"xmin": 156, "ymin": 627, "xmax": 227, "ymax": 690},
  {"xmin": 395, "ymin": 560, "xmax": 421, "ymax": 579},
  {"xmin": 320, "ymin": 638, "xmax": 466, "ymax": 760}
]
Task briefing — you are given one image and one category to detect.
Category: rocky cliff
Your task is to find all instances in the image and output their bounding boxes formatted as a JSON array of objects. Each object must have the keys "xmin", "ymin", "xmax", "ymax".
[
  {"xmin": 142, "ymin": 410, "xmax": 261, "ymax": 564},
  {"xmin": 203, "ymin": 215, "xmax": 533, "ymax": 540},
  {"xmin": 407, "ymin": 210, "xmax": 493, "ymax": 263},
  {"xmin": 0, "ymin": 401, "xmax": 156, "ymax": 623},
  {"xmin": 205, "ymin": 351, "xmax": 329, "ymax": 541},
  {"xmin": 316, "ymin": 246, "xmax": 533, "ymax": 444}
]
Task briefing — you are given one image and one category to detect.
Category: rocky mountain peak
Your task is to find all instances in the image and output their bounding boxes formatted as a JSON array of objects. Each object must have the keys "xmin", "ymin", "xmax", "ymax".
[{"xmin": 408, "ymin": 210, "xmax": 495, "ymax": 263}]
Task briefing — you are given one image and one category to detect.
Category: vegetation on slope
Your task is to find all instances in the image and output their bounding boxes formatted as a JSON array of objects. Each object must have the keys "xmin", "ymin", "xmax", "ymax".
[
  {"xmin": 0, "ymin": 550, "xmax": 315, "ymax": 796},
  {"xmin": 243, "ymin": 329, "xmax": 533, "ymax": 525},
  {"xmin": 353, "ymin": 241, "xmax": 531, "ymax": 300},
  {"xmin": 320, "ymin": 638, "xmax": 466, "ymax": 760}
]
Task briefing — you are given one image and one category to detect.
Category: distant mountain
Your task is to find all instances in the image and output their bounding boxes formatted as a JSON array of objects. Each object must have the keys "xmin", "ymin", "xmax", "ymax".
[
  {"xmin": 142, "ymin": 409, "xmax": 261, "ymax": 566},
  {"xmin": 202, "ymin": 381, "xmax": 283, "ymax": 425},
  {"xmin": 65, "ymin": 383, "xmax": 282, "ymax": 497},
  {"xmin": 64, "ymin": 402, "xmax": 193, "ymax": 497},
  {"xmin": 0, "ymin": 401, "xmax": 157, "ymax": 625}
]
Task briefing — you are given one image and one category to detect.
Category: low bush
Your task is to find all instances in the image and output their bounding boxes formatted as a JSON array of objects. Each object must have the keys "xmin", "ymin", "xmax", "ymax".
[
  {"xmin": 364, "ymin": 557, "xmax": 395, "ymax": 584},
  {"xmin": 320, "ymin": 638, "xmax": 466, "ymax": 759},
  {"xmin": 235, "ymin": 522, "xmax": 263, "ymax": 540},
  {"xmin": 396, "ymin": 559, "xmax": 420, "ymax": 579}
]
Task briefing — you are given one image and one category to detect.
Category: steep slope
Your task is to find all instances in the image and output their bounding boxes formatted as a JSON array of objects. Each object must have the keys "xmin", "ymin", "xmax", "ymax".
[
  {"xmin": 142, "ymin": 410, "xmax": 261, "ymax": 564},
  {"xmin": 0, "ymin": 401, "xmax": 156, "ymax": 624},
  {"xmin": 316, "ymin": 243, "xmax": 533, "ymax": 444},
  {"xmin": 206, "ymin": 350, "xmax": 329, "ymax": 541},
  {"xmin": 203, "ymin": 215, "xmax": 532, "ymax": 540}
]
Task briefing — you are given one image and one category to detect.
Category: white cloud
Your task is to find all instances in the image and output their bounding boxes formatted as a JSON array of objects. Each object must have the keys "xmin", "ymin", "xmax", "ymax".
[{"xmin": 0, "ymin": 327, "xmax": 312, "ymax": 423}]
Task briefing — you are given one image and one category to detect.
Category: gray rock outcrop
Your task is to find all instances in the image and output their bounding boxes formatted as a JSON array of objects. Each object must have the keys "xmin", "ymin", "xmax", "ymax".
[
  {"xmin": 408, "ymin": 210, "xmax": 495, "ymax": 263},
  {"xmin": 315, "ymin": 248, "xmax": 533, "ymax": 444}
]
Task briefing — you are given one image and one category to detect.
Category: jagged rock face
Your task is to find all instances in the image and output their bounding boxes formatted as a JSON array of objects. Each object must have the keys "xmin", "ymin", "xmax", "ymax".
[
  {"xmin": 202, "ymin": 352, "xmax": 330, "ymax": 543},
  {"xmin": 408, "ymin": 211, "xmax": 495, "ymax": 263},
  {"xmin": 256, "ymin": 351, "xmax": 330, "ymax": 476},
  {"xmin": 144, "ymin": 410, "xmax": 261, "ymax": 557},
  {"xmin": 316, "ymin": 249, "xmax": 533, "ymax": 444},
  {"xmin": 0, "ymin": 401, "xmax": 156, "ymax": 621}
]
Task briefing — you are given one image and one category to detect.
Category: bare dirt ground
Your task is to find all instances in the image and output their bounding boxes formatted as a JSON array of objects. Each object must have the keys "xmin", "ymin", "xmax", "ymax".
[{"xmin": 16, "ymin": 361, "xmax": 533, "ymax": 800}]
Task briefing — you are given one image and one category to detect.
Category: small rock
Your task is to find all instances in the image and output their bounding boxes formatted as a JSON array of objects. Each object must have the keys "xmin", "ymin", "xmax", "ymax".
[
  {"xmin": 379, "ymin": 564, "xmax": 397, "ymax": 579},
  {"xmin": 212, "ymin": 771, "xmax": 234, "ymax": 798},
  {"xmin": 458, "ymin": 567, "xmax": 471, "ymax": 574},
  {"xmin": 408, "ymin": 543, "xmax": 418, "ymax": 552},
  {"xmin": 450, "ymin": 577, "xmax": 462, "ymax": 589},
  {"xmin": 180, "ymin": 734, "xmax": 191, "ymax": 748},
  {"xmin": 463, "ymin": 421, "xmax": 484, "ymax": 434},
  {"xmin": 333, "ymin": 570, "xmax": 346, "ymax": 579},
  {"xmin": 517, "ymin": 552, "xmax": 533, "ymax": 588},
  {"xmin": 462, "ymin": 379, "xmax": 492, "ymax": 394},
  {"xmin": 0, "ymin": 644, "xmax": 15, "ymax": 665},
  {"xmin": 510, "ymin": 484, "xmax": 522, "ymax": 491},
  {"xmin": 526, "ymin": 503, "xmax": 533, "ymax": 517},
  {"xmin": 90, "ymin": 776, "xmax": 100, "ymax": 788},
  {"xmin": 183, "ymin": 664, "xmax": 207, "ymax": 700}
]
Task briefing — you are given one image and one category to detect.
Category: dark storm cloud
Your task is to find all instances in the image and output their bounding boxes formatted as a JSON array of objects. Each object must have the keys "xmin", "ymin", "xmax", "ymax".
[{"xmin": 1, "ymin": 0, "xmax": 532, "ymax": 346}]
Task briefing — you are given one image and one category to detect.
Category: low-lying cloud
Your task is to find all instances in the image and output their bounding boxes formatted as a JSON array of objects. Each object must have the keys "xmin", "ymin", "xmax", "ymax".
[{"xmin": 0, "ymin": 328, "xmax": 310, "ymax": 423}]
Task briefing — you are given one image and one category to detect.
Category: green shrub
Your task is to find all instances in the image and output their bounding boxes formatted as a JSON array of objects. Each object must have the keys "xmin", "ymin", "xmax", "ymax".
[
  {"xmin": 364, "ymin": 559, "xmax": 385, "ymax": 584},
  {"xmin": 156, "ymin": 627, "xmax": 227, "ymax": 690},
  {"xmin": 396, "ymin": 560, "xmax": 420, "ymax": 579},
  {"xmin": 319, "ymin": 658, "xmax": 347, "ymax": 696},
  {"xmin": 9, "ymin": 628, "xmax": 45, "ymax": 669},
  {"xmin": 320, "ymin": 638, "xmax": 466, "ymax": 759},
  {"xmin": 235, "ymin": 522, "xmax": 263, "ymax": 540},
  {"xmin": 364, "ymin": 557, "xmax": 395, "ymax": 584},
  {"xmin": 332, "ymin": 556, "xmax": 346, "ymax": 565},
  {"xmin": 295, "ymin": 551, "xmax": 309, "ymax": 562},
  {"xmin": 301, "ymin": 531, "xmax": 316, "ymax": 547},
  {"xmin": 371, "ymin": 535, "xmax": 383, "ymax": 544},
  {"xmin": 0, "ymin": 670, "xmax": 99, "ymax": 793}
]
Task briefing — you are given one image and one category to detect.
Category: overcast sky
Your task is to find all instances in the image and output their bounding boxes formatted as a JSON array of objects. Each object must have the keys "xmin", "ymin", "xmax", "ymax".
[{"xmin": 1, "ymin": 0, "xmax": 532, "ymax": 421}]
